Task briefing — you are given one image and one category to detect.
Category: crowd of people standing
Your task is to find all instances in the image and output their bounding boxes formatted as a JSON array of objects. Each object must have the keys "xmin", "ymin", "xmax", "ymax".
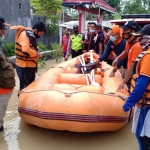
[
  {"xmin": 1, "ymin": 14, "xmax": 150, "ymax": 149},
  {"xmin": 59, "ymin": 20, "xmax": 150, "ymax": 150}
]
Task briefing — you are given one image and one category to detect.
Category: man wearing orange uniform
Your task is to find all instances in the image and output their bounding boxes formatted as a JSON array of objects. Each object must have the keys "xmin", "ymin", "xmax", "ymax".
[
  {"xmin": 99, "ymin": 25, "xmax": 127, "ymax": 71},
  {"xmin": 11, "ymin": 21, "xmax": 46, "ymax": 93},
  {"xmin": 0, "ymin": 16, "xmax": 15, "ymax": 131},
  {"xmin": 123, "ymin": 24, "xmax": 150, "ymax": 150},
  {"xmin": 112, "ymin": 21, "xmax": 142, "ymax": 91}
]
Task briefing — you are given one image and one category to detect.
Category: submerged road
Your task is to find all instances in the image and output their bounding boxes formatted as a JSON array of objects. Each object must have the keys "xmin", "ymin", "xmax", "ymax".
[{"xmin": 0, "ymin": 60, "xmax": 138, "ymax": 150}]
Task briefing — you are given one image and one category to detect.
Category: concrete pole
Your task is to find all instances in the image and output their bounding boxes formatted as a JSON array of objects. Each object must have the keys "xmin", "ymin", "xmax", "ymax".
[
  {"xmin": 100, "ymin": 13, "xmax": 103, "ymax": 24},
  {"xmin": 63, "ymin": 7, "xmax": 65, "ymax": 23},
  {"xmin": 79, "ymin": 10, "xmax": 86, "ymax": 33},
  {"xmin": 97, "ymin": 6, "xmax": 100, "ymax": 23}
]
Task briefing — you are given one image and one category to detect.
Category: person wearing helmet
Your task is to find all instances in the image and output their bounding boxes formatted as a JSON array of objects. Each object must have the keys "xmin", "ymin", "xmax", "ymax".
[
  {"xmin": 0, "ymin": 16, "xmax": 15, "ymax": 131},
  {"xmin": 11, "ymin": 21, "xmax": 46, "ymax": 95},
  {"xmin": 65, "ymin": 25, "xmax": 83, "ymax": 60}
]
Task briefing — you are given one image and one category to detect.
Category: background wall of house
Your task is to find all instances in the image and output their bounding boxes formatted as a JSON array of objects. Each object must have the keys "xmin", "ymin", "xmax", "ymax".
[
  {"xmin": 32, "ymin": 15, "xmax": 59, "ymax": 48},
  {"xmin": 0, "ymin": 0, "xmax": 31, "ymax": 42},
  {"xmin": 0, "ymin": 0, "xmax": 59, "ymax": 48}
]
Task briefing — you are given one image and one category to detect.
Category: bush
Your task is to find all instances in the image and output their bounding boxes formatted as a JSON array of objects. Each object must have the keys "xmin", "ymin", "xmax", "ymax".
[
  {"xmin": 2, "ymin": 41, "xmax": 48, "ymax": 57},
  {"xmin": 38, "ymin": 57, "xmax": 47, "ymax": 68},
  {"xmin": 2, "ymin": 42, "xmax": 15, "ymax": 57},
  {"xmin": 51, "ymin": 42, "xmax": 63, "ymax": 62},
  {"xmin": 38, "ymin": 42, "xmax": 47, "ymax": 52}
]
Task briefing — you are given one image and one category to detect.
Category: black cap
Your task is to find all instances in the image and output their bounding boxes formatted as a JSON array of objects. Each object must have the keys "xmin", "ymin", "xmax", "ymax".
[
  {"xmin": 121, "ymin": 20, "xmax": 139, "ymax": 32},
  {"xmin": 133, "ymin": 24, "xmax": 150, "ymax": 36},
  {"xmin": 73, "ymin": 25, "xmax": 79, "ymax": 29},
  {"xmin": 96, "ymin": 23, "xmax": 101, "ymax": 27},
  {"xmin": 0, "ymin": 16, "xmax": 10, "ymax": 29},
  {"xmin": 32, "ymin": 21, "xmax": 46, "ymax": 33}
]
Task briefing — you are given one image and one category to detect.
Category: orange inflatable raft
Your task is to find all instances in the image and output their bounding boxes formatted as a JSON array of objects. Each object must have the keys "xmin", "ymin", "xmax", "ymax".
[{"xmin": 18, "ymin": 52, "xmax": 129, "ymax": 132}]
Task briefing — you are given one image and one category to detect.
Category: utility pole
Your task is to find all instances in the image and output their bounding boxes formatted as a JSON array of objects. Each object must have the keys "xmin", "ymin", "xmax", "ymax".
[{"xmin": 62, "ymin": 6, "xmax": 64, "ymax": 23}]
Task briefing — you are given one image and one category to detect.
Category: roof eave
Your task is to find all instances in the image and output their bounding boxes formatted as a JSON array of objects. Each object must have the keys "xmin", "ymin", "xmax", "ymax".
[
  {"xmin": 98, "ymin": 6, "xmax": 115, "ymax": 14},
  {"xmin": 62, "ymin": 3, "xmax": 115, "ymax": 14}
]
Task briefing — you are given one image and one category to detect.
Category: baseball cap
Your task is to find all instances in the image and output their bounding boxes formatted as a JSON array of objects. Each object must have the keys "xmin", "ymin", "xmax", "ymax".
[
  {"xmin": 110, "ymin": 25, "xmax": 123, "ymax": 36},
  {"xmin": 73, "ymin": 25, "xmax": 79, "ymax": 29},
  {"xmin": 132, "ymin": 24, "xmax": 150, "ymax": 36},
  {"xmin": 32, "ymin": 21, "xmax": 46, "ymax": 33},
  {"xmin": 0, "ymin": 16, "xmax": 10, "ymax": 29},
  {"xmin": 96, "ymin": 23, "xmax": 101, "ymax": 27},
  {"xmin": 121, "ymin": 20, "xmax": 139, "ymax": 32}
]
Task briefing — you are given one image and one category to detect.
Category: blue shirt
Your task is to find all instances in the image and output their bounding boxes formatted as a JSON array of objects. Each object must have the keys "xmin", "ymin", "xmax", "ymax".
[
  {"xmin": 123, "ymin": 75, "xmax": 149, "ymax": 112},
  {"xmin": 99, "ymin": 38, "xmax": 127, "ymax": 68}
]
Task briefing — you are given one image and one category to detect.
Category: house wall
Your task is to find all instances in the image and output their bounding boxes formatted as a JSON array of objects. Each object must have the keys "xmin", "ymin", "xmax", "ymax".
[
  {"xmin": 32, "ymin": 15, "xmax": 59, "ymax": 48},
  {"xmin": 0, "ymin": 0, "xmax": 59, "ymax": 48},
  {"xmin": 0, "ymin": 0, "xmax": 31, "ymax": 42}
]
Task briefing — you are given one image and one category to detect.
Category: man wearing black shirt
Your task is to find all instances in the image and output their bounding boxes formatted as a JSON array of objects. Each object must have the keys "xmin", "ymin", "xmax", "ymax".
[{"xmin": 81, "ymin": 22, "xmax": 102, "ymax": 54}]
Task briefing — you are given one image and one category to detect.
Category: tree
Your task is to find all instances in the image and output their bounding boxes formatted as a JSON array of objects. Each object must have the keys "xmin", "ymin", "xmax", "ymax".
[
  {"xmin": 113, "ymin": 12, "xmax": 121, "ymax": 19},
  {"xmin": 122, "ymin": 0, "xmax": 149, "ymax": 14},
  {"xmin": 105, "ymin": 0, "xmax": 121, "ymax": 12},
  {"xmin": 30, "ymin": 0, "xmax": 62, "ymax": 35},
  {"xmin": 142, "ymin": 0, "xmax": 150, "ymax": 9}
]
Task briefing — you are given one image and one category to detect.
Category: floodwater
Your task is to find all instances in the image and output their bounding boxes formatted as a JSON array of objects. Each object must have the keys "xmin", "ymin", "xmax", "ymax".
[{"xmin": 0, "ymin": 59, "xmax": 138, "ymax": 150}]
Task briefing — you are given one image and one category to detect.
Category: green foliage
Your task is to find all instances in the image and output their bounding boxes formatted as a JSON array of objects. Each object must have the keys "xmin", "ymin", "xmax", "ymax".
[
  {"xmin": 106, "ymin": 0, "xmax": 121, "ymax": 12},
  {"xmin": 38, "ymin": 57, "xmax": 47, "ymax": 68},
  {"xmin": 106, "ymin": 0, "xmax": 150, "ymax": 15},
  {"xmin": 103, "ymin": 14, "xmax": 113, "ymax": 20},
  {"xmin": 51, "ymin": 42, "xmax": 63, "ymax": 63},
  {"xmin": 113, "ymin": 12, "xmax": 121, "ymax": 19},
  {"xmin": 38, "ymin": 42, "xmax": 47, "ymax": 51},
  {"xmin": 2, "ymin": 42, "xmax": 15, "ymax": 57},
  {"xmin": 121, "ymin": 0, "xmax": 149, "ymax": 14},
  {"xmin": 30, "ymin": 0, "xmax": 62, "ymax": 35}
]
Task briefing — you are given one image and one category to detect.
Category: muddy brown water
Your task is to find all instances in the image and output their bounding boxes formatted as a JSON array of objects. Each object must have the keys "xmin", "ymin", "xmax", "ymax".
[{"xmin": 0, "ymin": 59, "xmax": 138, "ymax": 150}]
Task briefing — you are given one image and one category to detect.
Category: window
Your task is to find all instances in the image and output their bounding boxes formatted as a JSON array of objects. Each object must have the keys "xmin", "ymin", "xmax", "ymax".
[{"xmin": 18, "ymin": 3, "xmax": 21, "ymax": 9}]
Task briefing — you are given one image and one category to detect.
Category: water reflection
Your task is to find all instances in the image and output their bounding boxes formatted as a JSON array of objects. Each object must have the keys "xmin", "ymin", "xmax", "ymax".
[
  {"xmin": 1, "ymin": 60, "xmax": 139, "ymax": 150},
  {"xmin": 4, "ymin": 107, "xmax": 20, "ymax": 150}
]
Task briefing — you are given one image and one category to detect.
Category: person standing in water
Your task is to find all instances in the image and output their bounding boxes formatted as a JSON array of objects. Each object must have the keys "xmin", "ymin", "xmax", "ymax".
[
  {"xmin": 0, "ymin": 16, "xmax": 15, "ymax": 132},
  {"xmin": 11, "ymin": 21, "xmax": 46, "ymax": 95},
  {"xmin": 65, "ymin": 25, "xmax": 83, "ymax": 60},
  {"xmin": 123, "ymin": 24, "xmax": 150, "ymax": 150},
  {"xmin": 81, "ymin": 22, "xmax": 102, "ymax": 54},
  {"xmin": 58, "ymin": 28, "xmax": 70, "ymax": 61},
  {"xmin": 112, "ymin": 21, "xmax": 142, "ymax": 91},
  {"xmin": 99, "ymin": 25, "xmax": 127, "ymax": 70}
]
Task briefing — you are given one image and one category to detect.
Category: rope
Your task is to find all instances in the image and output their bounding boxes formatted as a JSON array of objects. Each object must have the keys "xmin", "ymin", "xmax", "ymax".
[
  {"xmin": 51, "ymin": 67, "xmax": 64, "ymax": 69},
  {"xmin": 20, "ymin": 89, "xmax": 126, "ymax": 101}
]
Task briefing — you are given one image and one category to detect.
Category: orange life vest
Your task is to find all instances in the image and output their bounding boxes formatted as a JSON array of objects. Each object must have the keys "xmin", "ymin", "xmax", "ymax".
[
  {"xmin": 130, "ymin": 49, "xmax": 150, "ymax": 106},
  {"xmin": 10, "ymin": 26, "xmax": 38, "ymax": 68}
]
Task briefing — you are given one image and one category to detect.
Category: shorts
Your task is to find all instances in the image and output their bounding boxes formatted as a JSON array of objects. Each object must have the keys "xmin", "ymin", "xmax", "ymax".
[{"xmin": 63, "ymin": 52, "xmax": 67, "ymax": 57}]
